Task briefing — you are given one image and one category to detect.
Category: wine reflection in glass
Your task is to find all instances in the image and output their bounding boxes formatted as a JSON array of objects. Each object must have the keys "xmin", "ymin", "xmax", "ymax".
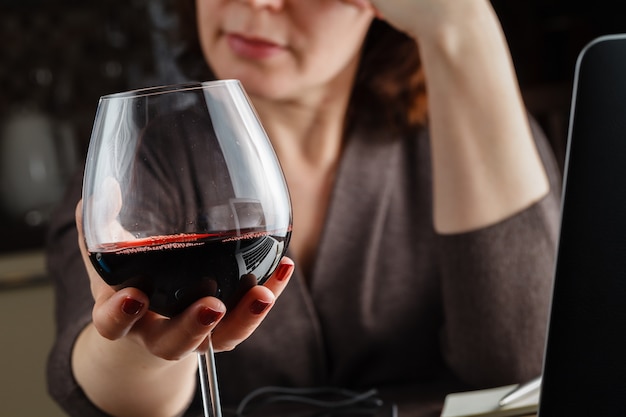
[{"xmin": 81, "ymin": 80, "xmax": 292, "ymax": 417}]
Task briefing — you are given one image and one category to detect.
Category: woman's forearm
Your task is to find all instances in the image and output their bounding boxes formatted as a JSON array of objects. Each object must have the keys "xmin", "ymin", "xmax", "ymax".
[
  {"xmin": 410, "ymin": 1, "xmax": 550, "ymax": 233},
  {"xmin": 72, "ymin": 323, "xmax": 198, "ymax": 417}
]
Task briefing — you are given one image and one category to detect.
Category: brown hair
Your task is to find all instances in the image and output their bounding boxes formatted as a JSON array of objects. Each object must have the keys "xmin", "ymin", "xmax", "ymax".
[{"xmin": 170, "ymin": 1, "xmax": 427, "ymax": 135}]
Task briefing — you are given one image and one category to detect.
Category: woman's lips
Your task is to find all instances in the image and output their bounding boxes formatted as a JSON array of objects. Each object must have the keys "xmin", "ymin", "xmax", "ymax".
[{"xmin": 226, "ymin": 33, "xmax": 285, "ymax": 60}]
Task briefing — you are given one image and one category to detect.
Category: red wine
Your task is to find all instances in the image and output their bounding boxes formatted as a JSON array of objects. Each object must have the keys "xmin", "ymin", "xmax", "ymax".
[{"xmin": 89, "ymin": 229, "xmax": 290, "ymax": 317}]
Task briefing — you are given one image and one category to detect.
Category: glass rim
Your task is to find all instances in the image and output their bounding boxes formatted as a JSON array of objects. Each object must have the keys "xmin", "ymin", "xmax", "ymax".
[{"xmin": 100, "ymin": 79, "xmax": 241, "ymax": 100}]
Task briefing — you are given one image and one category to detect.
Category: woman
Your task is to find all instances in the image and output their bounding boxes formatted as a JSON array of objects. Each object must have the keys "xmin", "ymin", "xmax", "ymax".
[{"xmin": 47, "ymin": 0, "xmax": 562, "ymax": 416}]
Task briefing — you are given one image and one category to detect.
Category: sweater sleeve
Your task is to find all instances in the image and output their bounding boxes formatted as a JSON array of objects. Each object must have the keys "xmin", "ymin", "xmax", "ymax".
[
  {"xmin": 437, "ymin": 117, "xmax": 562, "ymax": 388},
  {"xmin": 45, "ymin": 166, "xmax": 116, "ymax": 417}
]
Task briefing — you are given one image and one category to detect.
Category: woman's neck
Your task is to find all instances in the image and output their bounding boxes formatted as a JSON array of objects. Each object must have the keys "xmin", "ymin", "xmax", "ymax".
[
  {"xmin": 251, "ymin": 87, "xmax": 349, "ymax": 171},
  {"xmin": 249, "ymin": 80, "xmax": 354, "ymax": 276}
]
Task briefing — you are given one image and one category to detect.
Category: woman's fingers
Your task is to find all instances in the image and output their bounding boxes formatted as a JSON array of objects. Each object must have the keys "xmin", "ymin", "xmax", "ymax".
[
  {"xmin": 91, "ymin": 287, "xmax": 150, "ymax": 340},
  {"xmin": 340, "ymin": 0, "xmax": 374, "ymax": 9},
  {"xmin": 340, "ymin": 0, "xmax": 382, "ymax": 17},
  {"xmin": 210, "ymin": 286, "xmax": 275, "ymax": 352},
  {"xmin": 89, "ymin": 257, "xmax": 292, "ymax": 359},
  {"xmin": 211, "ymin": 257, "xmax": 294, "ymax": 352},
  {"xmin": 91, "ymin": 288, "xmax": 227, "ymax": 361},
  {"xmin": 260, "ymin": 257, "xmax": 294, "ymax": 298},
  {"xmin": 133, "ymin": 298, "xmax": 226, "ymax": 361}
]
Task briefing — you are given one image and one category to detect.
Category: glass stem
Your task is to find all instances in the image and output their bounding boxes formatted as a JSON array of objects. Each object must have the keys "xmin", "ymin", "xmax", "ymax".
[{"xmin": 197, "ymin": 334, "xmax": 222, "ymax": 417}]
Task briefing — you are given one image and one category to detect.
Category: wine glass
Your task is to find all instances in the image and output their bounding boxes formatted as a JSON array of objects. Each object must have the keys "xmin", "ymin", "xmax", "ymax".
[{"xmin": 81, "ymin": 80, "xmax": 292, "ymax": 417}]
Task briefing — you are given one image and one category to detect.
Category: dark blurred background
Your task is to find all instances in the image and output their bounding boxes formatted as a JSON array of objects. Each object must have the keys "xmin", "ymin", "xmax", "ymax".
[
  {"xmin": 492, "ymin": 0, "xmax": 626, "ymax": 171},
  {"xmin": 0, "ymin": 0, "xmax": 625, "ymax": 255},
  {"xmin": 0, "ymin": 0, "xmax": 159, "ymax": 254}
]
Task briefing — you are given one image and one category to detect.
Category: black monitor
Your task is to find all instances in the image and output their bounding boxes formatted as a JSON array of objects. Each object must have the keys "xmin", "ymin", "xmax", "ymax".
[{"xmin": 538, "ymin": 34, "xmax": 626, "ymax": 416}]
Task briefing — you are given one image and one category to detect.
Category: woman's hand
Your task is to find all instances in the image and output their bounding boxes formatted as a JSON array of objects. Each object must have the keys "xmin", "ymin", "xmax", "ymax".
[
  {"xmin": 76, "ymin": 199, "xmax": 294, "ymax": 358},
  {"xmin": 72, "ymin": 200, "xmax": 294, "ymax": 417},
  {"xmin": 345, "ymin": 0, "xmax": 492, "ymax": 40},
  {"xmin": 363, "ymin": 0, "xmax": 551, "ymax": 234}
]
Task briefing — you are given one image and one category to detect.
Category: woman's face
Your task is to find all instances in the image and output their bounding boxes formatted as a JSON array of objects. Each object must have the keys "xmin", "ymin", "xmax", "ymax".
[{"xmin": 195, "ymin": 0, "xmax": 375, "ymax": 101}]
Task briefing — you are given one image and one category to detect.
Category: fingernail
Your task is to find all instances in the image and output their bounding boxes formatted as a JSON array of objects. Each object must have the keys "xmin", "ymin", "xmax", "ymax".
[
  {"xmin": 198, "ymin": 307, "xmax": 223, "ymax": 326},
  {"xmin": 250, "ymin": 299, "xmax": 271, "ymax": 315},
  {"xmin": 121, "ymin": 297, "xmax": 144, "ymax": 315},
  {"xmin": 275, "ymin": 262, "xmax": 294, "ymax": 282}
]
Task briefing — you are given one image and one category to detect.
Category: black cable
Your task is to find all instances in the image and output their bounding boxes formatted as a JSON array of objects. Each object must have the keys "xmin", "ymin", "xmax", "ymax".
[{"xmin": 234, "ymin": 386, "xmax": 385, "ymax": 417}]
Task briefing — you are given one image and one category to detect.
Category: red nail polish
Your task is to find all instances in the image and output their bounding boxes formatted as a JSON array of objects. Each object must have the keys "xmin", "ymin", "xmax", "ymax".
[
  {"xmin": 198, "ymin": 307, "xmax": 222, "ymax": 326},
  {"xmin": 250, "ymin": 300, "xmax": 271, "ymax": 315},
  {"xmin": 121, "ymin": 297, "xmax": 144, "ymax": 315},
  {"xmin": 274, "ymin": 262, "xmax": 294, "ymax": 282}
]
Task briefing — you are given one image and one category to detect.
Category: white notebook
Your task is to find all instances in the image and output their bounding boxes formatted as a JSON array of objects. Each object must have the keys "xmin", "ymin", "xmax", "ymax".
[{"xmin": 440, "ymin": 384, "xmax": 539, "ymax": 417}]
